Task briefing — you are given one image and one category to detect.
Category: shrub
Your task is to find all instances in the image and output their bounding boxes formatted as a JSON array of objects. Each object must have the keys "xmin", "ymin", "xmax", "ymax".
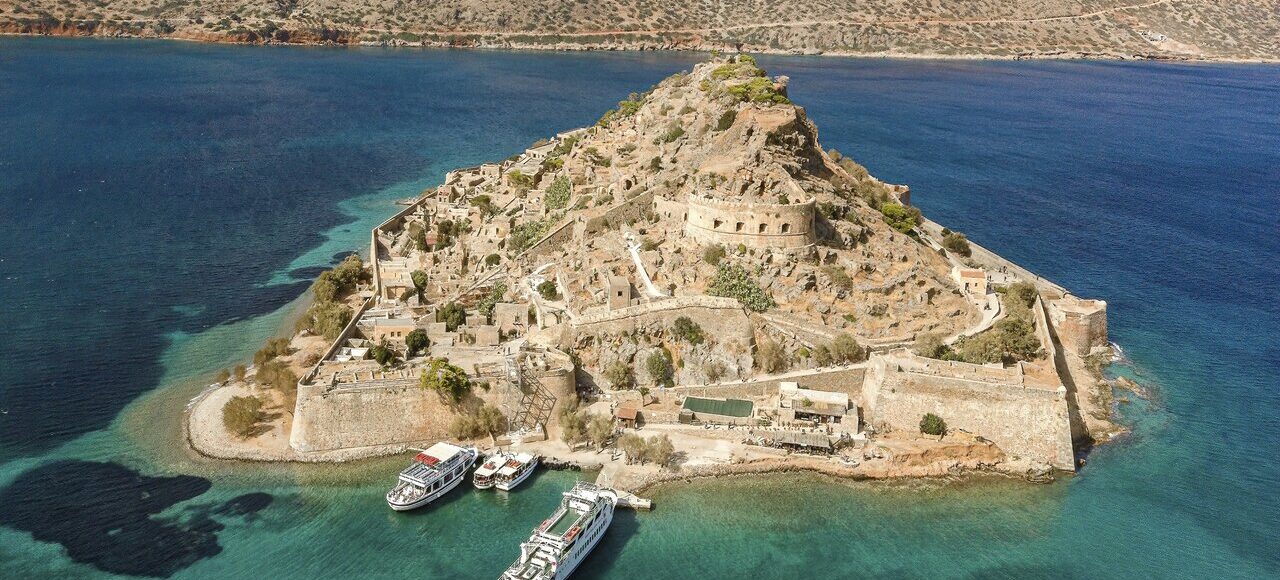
[
  {"xmin": 438, "ymin": 302, "xmax": 466, "ymax": 332},
  {"xmin": 233, "ymin": 365, "xmax": 247, "ymax": 381},
  {"xmin": 299, "ymin": 301, "xmax": 352, "ymax": 340},
  {"xmin": 755, "ymin": 337, "xmax": 788, "ymax": 373},
  {"xmin": 559, "ymin": 410, "xmax": 586, "ymax": 446},
  {"xmin": 830, "ymin": 333, "xmax": 865, "ymax": 364},
  {"xmin": 645, "ymin": 351, "xmax": 673, "ymax": 388},
  {"xmin": 477, "ymin": 283, "xmax": 507, "ymax": 322},
  {"xmin": 371, "ymin": 341, "xmax": 396, "ymax": 366},
  {"xmin": 484, "ymin": 253, "xmax": 501, "ymax": 267},
  {"xmin": 702, "ymin": 244, "xmax": 726, "ymax": 265},
  {"xmin": 715, "ymin": 109, "xmax": 737, "ymax": 131},
  {"xmin": 255, "ymin": 359, "xmax": 297, "ymax": 393},
  {"xmin": 821, "ymin": 265, "xmax": 853, "ymax": 291},
  {"xmin": 545, "ymin": 176, "xmax": 571, "ymax": 210},
  {"xmin": 654, "ymin": 124, "xmax": 685, "ymax": 144},
  {"xmin": 812, "ymin": 344, "xmax": 833, "ymax": 366},
  {"xmin": 942, "ymin": 232, "xmax": 972, "ymax": 257},
  {"xmin": 600, "ymin": 361, "xmax": 632, "ymax": 389},
  {"xmin": 880, "ymin": 202, "xmax": 921, "ymax": 234},
  {"xmin": 311, "ymin": 271, "xmax": 339, "ymax": 303},
  {"xmin": 1005, "ymin": 281, "xmax": 1039, "ymax": 309},
  {"xmin": 702, "ymin": 359, "xmax": 727, "ymax": 382},
  {"xmin": 253, "ymin": 337, "xmax": 291, "ymax": 366},
  {"xmin": 913, "ymin": 333, "xmax": 948, "ymax": 359},
  {"xmin": 726, "ymin": 77, "xmax": 790, "ymax": 104},
  {"xmin": 536, "ymin": 280, "xmax": 558, "ymax": 301},
  {"xmin": 214, "ymin": 368, "xmax": 231, "ymax": 383},
  {"xmin": 508, "ymin": 170, "xmax": 534, "ymax": 188},
  {"xmin": 222, "ymin": 395, "xmax": 266, "ymax": 438},
  {"xmin": 420, "ymin": 358, "xmax": 472, "ymax": 403},
  {"xmin": 920, "ymin": 413, "xmax": 947, "ymax": 436},
  {"xmin": 707, "ymin": 264, "xmax": 776, "ymax": 312},
  {"xmin": 508, "ymin": 218, "xmax": 552, "ymax": 254},
  {"xmin": 672, "ymin": 316, "xmax": 705, "ymax": 345}
]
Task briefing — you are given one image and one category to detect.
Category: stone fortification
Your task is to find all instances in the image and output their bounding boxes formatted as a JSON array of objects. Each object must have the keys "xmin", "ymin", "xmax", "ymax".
[
  {"xmin": 1047, "ymin": 296, "xmax": 1109, "ymax": 356},
  {"xmin": 862, "ymin": 352, "xmax": 1075, "ymax": 471},
  {"xmin": 289, "ymin": 379, "xmax": 450, "ymax": 453},
  {"xmin": 683, "ymin": 194, "xmax": 815, "ymax": 249}
]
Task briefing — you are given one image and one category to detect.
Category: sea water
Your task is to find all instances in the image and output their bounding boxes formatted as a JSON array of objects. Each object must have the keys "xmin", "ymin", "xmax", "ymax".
[{"xmin": 0, "ymin": 38, "xmax": 1276, "ymax": 578}]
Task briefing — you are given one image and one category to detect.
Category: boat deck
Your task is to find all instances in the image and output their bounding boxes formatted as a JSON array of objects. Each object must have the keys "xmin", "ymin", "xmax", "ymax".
[{"xmin": 546, "ymin": 507, "xmax": 584, "ymax": 537}]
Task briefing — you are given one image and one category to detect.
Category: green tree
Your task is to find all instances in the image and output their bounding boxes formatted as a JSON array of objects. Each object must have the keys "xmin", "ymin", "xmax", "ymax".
[
  {"xmin": 942, "ymin": 232, "xmax": 972, "ymax": 257},
  {"xmin": 559, "ymin": 410, "xmax": 586, "ymax": 447},
  {"xmin": 537, "ymin": 280, "xmax": 558, "ymax": 301},
  {"xmin": 920, "ymin": 413, "xmax": 947, "ymax": 436},
  {"xmin": 880, "ymin": 202, "xmax": 921, "ymax": 234},
  {"xmin": 671, "ymin": 316, "xmax": 704, "ymax": 345},
  {"xmin": 476, "ymin": 404, "xmax": 508, "ymax": 442},
  {"xmin": 411, "ymin": 270, "xmax": 429, "ymax": 301},
  {"xmin": 830, "ymin": 333, "xmax": 865, "ymax": 364},
  {"xmin": 913, "ymin": 333, "xmax": 948, "ymax": 359},
  {"xmin": 812, "ymin": 344, "xmax": 833, "ymax": 366},
  {"xmin": 311, "ymin": 271, "xmax": 338, "ymax": 303},
  {"xmin": 214, "ymin": 368, "xmax": 231, "ymax": 383},
  {"xmin": 646, "ymin": 434, "xmax": 675, "ymax": 467},
  {"xmin": 371, "ymin": 340, "xmax": 397, "ymax": 366},
  {"xmin": 618, "ymin": 433, "xmax": 647, "ymax": 464},
  {"xmin": 587, "ymin": 415, "xmax": 615, "ymax": 450},
  {"xmin": 1005, "ymin": 281, "xmax": 1039, "ymax": 309},
  {"xmin": 222, "ymin": 395, "xmax": 266, "ymax": 438},
  {"xmin": 604, "ymin": 361, "xmax": 634, "ymax": 389},
  {"xmin": 438, "ymin": 302, "xmax": 466, "ymax": 332},
  {"xmin": 233, "ymin": 365, "xmax": 247, "ymax": 381},
  {"xmin": 405, "ymin": 329, "xmax": 429, "ymax": 358},
  {"xmin": 645, "ymin": 351, "xmax": 673, "ymax": 388},
  {"xmin": 420, "ymin": 358, "xmax": 472, "ymax": 403}
]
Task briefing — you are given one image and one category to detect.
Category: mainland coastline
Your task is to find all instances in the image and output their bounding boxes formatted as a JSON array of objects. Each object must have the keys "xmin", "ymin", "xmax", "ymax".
[{"xmin": 183, "ymin": 55, "xmax": 1135, "ymax": 497}]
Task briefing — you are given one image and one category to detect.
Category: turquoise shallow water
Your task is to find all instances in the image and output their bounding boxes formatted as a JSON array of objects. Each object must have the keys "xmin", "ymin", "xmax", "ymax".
[{"xmin": 0, "ymin": 38, "xmax": 1277, "ymax": 578}]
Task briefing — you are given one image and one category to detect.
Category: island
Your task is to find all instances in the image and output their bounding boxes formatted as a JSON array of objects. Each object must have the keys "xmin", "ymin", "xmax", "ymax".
[
  {"xmin": 187, "ymin": 55, "xmax": 1127, "ymax": 492},
  {"xmin": 3, "ymin": 0, "xmax": 1278, "ymax": 62}
]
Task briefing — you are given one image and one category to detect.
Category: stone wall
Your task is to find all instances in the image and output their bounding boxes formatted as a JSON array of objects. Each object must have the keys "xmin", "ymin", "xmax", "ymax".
[
  {"xmin": 289, "ymin": 379, "xmax": 452, "ymax": 453},
  {"xmin": 684, "ymin": 195, "xmax": 815, "ymax": 249},
  {"xmin": 862, "ymin": 353, "xmax": 1075, "ymax": 471},
  {"xmin": 579, "ymin": 190, "xmax": 655, "ymax": 238},
  {"xmin": 1047, "ymin": 296, "xmax": 1109, "ymax": 356},
  {"xmin": 675, "ymin": 367, "xmax": 867, "ymax": 400}
]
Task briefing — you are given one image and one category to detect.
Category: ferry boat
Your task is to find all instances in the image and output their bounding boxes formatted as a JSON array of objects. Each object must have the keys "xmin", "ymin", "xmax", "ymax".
[
  {"xmin": 475, "ymin": 452, "xmax": 540, "ymax": 491},
  {"xmin": 385, "ymin": 442, "xmax": 478, "ymax": 511},
  {"xmin": 501, "ymin": 482, "xmax": 617, "ymax": 580}
]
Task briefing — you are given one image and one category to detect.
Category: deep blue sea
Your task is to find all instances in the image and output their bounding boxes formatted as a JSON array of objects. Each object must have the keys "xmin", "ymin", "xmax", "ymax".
[{"xmin": 0, "ymin": 38, "xmax": 1277, "ymax": 578}]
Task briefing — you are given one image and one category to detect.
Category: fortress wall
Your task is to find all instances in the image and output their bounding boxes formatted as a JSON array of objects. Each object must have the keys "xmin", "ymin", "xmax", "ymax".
[
  {"xmin": 289, "ymin": 381, "xmax": 450, "ymax": 453},
  {"xmin": 863, "ymin": 355, "xmax": 1075, "ymax": 471},
  {"xmin": 684, "ymin": 195, "xmax": 815, "ymax": 249},
  {"xmin": 1047, "ymin": 297, "xmax": 1109, "ymax": 356}
]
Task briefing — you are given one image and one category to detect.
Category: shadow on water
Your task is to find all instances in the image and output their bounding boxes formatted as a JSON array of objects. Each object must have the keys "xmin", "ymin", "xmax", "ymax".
[
  {"xmin": 574, "ymin": 507, "xmax": 641, "ymax": 580},
  {"xmin": 0, "ymin": 461, "xmax": 270, "ymax": 577}
]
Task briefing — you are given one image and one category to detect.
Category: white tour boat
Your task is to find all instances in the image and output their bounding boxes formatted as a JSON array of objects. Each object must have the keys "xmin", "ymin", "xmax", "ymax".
[
  {"xmin": 475, "ymin": 452, "xmax": 539, "ymax": 491},
  {"xmin": 501, "ymin": 482, "xmax": 617, "ymax": 580},
  {"xmin": 385, "ymin": 442, "xmax": 478, "ymax": 511},
  {"xmin": 473, "ymin": 453, "xmax": 503, "ymax": 490}
]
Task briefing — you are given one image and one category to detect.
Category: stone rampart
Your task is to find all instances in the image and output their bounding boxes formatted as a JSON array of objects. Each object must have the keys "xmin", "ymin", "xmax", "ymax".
[
  {"xmin": 684, "ymin": 195, "xmax": 815, "ymax": 249},
  {"xmin": 1047, "ymin": 296, "xmax": 1108, "ymax": 356},
  {"xmin": 289, "ymin": 379, "xmax": 450, "ymax": 453},
  {"xmin": 675, "ymin": 367, "xmax": 867, "ymax": 399},
  {"xmin": 862, "ymin": 353, "xmax": 1074, "ymax": 471}
]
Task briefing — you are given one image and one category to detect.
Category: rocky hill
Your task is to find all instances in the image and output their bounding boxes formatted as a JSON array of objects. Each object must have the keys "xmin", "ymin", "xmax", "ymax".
[{"xmin": 3, "ymin": 0, "xmax": 1277, "ymax": 61}]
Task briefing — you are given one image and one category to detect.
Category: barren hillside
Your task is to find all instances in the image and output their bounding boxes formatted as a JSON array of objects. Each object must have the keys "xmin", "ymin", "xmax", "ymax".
[{"xmin": 2, "ymin": 0, "xmax": 1276, "ymax": 60}]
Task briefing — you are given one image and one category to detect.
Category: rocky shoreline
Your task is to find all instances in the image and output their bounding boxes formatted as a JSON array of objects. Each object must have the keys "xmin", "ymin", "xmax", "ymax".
[{"xmin": 3, "ymin": 26, "xmax": 1275, "ymax": 64}]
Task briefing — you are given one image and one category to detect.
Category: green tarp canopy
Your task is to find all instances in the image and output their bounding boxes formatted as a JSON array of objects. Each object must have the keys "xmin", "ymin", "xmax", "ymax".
[{"xmin": 682, "ymin": 396, "xmax": 753, "ymax": 418}]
